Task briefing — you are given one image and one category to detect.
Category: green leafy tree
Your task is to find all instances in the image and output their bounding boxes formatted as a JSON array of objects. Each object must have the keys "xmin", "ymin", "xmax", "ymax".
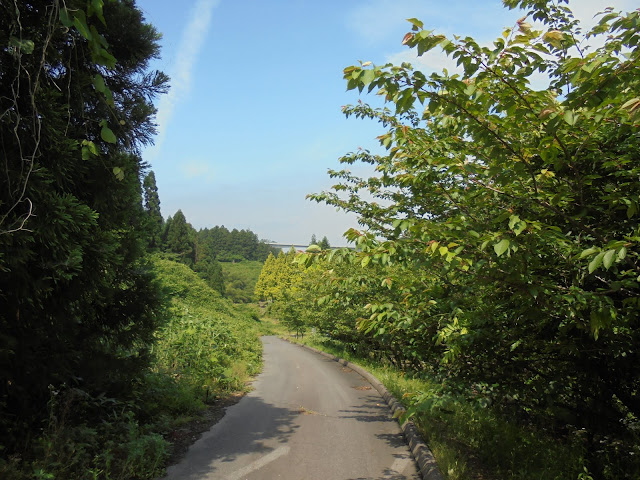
[
  {"xmin": 0, "ymin": 0, "xmax": 168, "ymax": 454},
  {"xmin": 304, "ymin": 2, "xmax": 640, "ymax": 476},
  {"xmin": 255, "ymin": 252, "xmax": 277, "ymax": 301},
  {"xmin": 254, "ymin": 249, "xmax": 302, "ymax": 303}
]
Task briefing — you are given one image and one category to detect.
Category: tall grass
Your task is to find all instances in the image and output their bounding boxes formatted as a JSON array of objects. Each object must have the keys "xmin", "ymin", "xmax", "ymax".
[
  {"xmin": 1, "ymin": 257, "xmax": 264, "ymax": 479},
  {"xmin": 149, "ymin": 256, "xmax": 262, "ymax": 407}
]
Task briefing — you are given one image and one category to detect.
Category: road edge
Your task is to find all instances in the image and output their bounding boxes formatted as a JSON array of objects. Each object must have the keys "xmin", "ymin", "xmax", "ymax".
[{"xmin": 288, "ymin": 340, "xmax": 444, "ymax": 480}]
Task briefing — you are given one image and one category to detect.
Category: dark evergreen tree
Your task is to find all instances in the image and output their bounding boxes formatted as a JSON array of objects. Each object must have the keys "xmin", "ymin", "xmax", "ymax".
[
  {"xmin": 165, "ymin": 209, "xmax": 195, "ymax": 265},
  {"xmin": 193, "ymin": 256, "xmax": 225, "ymax": 295},
  {"xmin": 142, "ymin": 170, "xmax": 163, "ymax": 249},
  {"xmin": 309, "ymin": 234, "xmax": 318, "ymax": 246},
  {"xmin": 0, "ymin": 0, "xmax": 168, "ymax": 451},
  {"xmin": 197, "ymin": 225, "xmax": 278, "ymax": 262},
  {"xmin": 319, "ymin": 236, "xmax": 331, "ymax": 250},
  {"xmin": 193, "ymin": 233, "xmax": 225, "ymax": 294}
]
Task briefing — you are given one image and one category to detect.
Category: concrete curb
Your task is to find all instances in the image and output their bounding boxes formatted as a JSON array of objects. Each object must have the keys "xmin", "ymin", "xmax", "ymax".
[{"xmin": 290, "ymin": 340, "xmax": 444, "ymax": 480}]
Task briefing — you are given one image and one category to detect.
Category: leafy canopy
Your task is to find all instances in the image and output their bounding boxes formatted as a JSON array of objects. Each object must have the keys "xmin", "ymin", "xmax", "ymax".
[{"xmin": 301, "ymin": 1, "xmax": 640, "ymax": 476}]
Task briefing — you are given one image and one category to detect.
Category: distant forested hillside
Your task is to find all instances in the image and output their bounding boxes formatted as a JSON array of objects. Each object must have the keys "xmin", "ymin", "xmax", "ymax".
[
  {"xmin": 140, "ymin": 186, "xmax": 280, "ymax": 299},
  {"xmin": 196, "ymin": 225, "xmax": 280, "ymax": 263}
]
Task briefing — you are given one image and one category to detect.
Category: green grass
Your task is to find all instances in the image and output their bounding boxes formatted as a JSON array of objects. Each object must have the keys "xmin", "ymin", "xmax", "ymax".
[
  {"xmin": 150, "ymin": 256, "xmax": 262, "ymax": 399},
  {"xmin": 291, "ymin": 333, "xmax": 589, "ymax": 480}
]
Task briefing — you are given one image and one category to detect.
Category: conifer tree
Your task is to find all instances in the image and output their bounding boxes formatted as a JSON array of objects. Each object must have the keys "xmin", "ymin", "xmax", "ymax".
[
  {"xmin": 0, "ymin": 0, "xmax": 168, "ymax": 449},
  {"xmin": 165, "ymin": 209, "xmax": 195, "ymax": 265},
  {"xmin": 319, "ymin": 236, "xmax": 331, "ymax": 250},
  {"xmin": 143, "ymin": 170, "xmax": 163, "ymax": 249}
]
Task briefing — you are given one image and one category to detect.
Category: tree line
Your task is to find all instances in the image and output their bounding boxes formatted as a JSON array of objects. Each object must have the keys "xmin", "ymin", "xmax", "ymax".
[
  {"xmin": 257, "ymin": 2, "xmax": 640, "ymax": 478},
  {"xmin": 141, "ymin": 169, "xmax": 279, "ymax": 295}
]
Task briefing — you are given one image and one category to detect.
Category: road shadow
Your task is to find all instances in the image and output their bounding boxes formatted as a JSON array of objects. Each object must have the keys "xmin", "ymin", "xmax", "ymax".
[
  {"xmin": 347, "ymin": 475, "xmax": 412, "ymax": 480},
  {"xmin": 162, "ymin": 395, "xmax": 299, "ymax": 479},
  {"xmin": 375, "ymin": 432, "xmax": 408, "ymax": 449},
  {"xmin": 338, "ymin": 395, "xmax": 397, "ymax": 423}
]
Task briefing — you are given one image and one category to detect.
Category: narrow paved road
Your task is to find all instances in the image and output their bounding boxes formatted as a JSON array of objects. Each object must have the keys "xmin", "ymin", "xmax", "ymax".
[{"xmin": 163, "ymin": 336, "xmax": 420, "ymax": 480}]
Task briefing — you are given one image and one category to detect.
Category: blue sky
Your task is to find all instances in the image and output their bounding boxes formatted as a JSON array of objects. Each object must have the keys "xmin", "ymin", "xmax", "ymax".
[{"xmin": 135, "ymin": 0, "xmax": 632, "ymax": 246}]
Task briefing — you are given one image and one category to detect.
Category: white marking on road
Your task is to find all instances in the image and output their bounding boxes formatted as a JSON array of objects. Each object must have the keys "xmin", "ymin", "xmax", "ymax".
[
  {"xmin": 388, "ymin": 456, "xmax": 413, "ymax": 476},
  {"xmin": 225, "ymin": 445, "xmax": 290, "ymax": 480}
]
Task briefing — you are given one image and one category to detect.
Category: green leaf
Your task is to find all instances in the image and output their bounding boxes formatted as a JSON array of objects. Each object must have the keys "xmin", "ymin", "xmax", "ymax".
[
  {"xmin": 508, "ymin": 214, "xmax": 527, "ymax": 235},
  {"xmin": 618, "ymin": 247, "xmax": 627, "ymax": 260},
  {"xmin": 563, "ymin": 110, "xmax": 577, "ymax": 125},
  {"xmin": 602, "ymin": 249, "xmax": 616, "ymax": 270},
  {"xmin": 361, "ymin": 69, "xmax": 376, "ymax": 86},
  {"xmin": 626, "ymin": 201, "xmax": 637, "ymax": 218},
  {"xmin": 81, "ymin": 140, "xmax": 98, "ymax": 160},
  {"xmin": 112, "ymin": 166, "xmax": 124, "ymax": 181},
  {"xmin": 406, "ymin": 18, "xmax": 424, "ymax": 30},
  {"xmin": 101, "ymin": 125, "xmax": 116, "ymax": 143},
  {"xmin": 72, "ymin": 12, "xmax": 92, "ymax": 40},
  {"xmin": 9, "ymin": 37, "xmax": 35, "ymax": 54},
  {"xmin": 543, "ymin": 30, "xmax": 564, "ymax": 46},
  {"xmin": 580, "ymin": 247, "xmax": 599, "ymax": 259},
  {"xmin": 621, "ymin": 97, "xmax": 640, "ymax": 110},
  {"xmin": 494, "ymin": 239, "xmax": 510, "ymax": 257},
  {"xmin": 93, "ymin": 74, "xmax": 106, "ymax": 93},
  {"xmin": 59, "ymin": 8, "xmax": 73, "ymax": 27},
  {"xmin": 96, "ymin": 48, "xmax": 117, "ymax": 69},
  {"xmin": 588, "ymin": 251, "xmax": 605, "ymax": 273},
  {"xmin": 88, "ymin": 0, "xmax": 106, "ymax": 26},
  {"xmin": 361, "ymin": 256, "xmax": 371, "ymax": 268}
]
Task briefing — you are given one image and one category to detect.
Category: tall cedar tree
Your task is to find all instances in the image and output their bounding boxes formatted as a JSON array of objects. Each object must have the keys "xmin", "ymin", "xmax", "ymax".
[
  {"xmin": 143, "ymin": 170, "xmax": 163, "ymax": 249},
  {"xmin": 165, "ymin": 209, "xmax": 196, "ymax": 265},
  {"xmin": 0, "ymin": 0, "xmax": 168, "ymax": 450}
]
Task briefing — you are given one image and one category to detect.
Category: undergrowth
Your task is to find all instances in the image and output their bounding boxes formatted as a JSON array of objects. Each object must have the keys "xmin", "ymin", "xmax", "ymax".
[
  {"xmin": 292, "ymin": 333, "xmax": 591, "ymax": 480},
  {"xmin": 221, "ymin": 260, "xmax": 264, "ymax": 303},
  {"xmin": 1, "ymin": 257, "xmax": 265, "ymax": 479}
]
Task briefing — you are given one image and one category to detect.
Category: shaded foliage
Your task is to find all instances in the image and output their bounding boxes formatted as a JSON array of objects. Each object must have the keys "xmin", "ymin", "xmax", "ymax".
[{"xmin": 0, "ymin": 0, "xmax": 168, "ymax": 459}]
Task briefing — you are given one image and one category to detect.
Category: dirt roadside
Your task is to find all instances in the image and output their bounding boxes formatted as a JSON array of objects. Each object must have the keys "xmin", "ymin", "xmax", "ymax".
[{"xmin": 163, "ymin": 391, "xmax": 246, "ymax": 467}]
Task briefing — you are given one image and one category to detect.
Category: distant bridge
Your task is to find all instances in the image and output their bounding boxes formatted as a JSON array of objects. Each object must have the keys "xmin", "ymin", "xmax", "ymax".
[
  {"xmin": 268, "ymin": 243, "xmax": 310, "ymax": 252},
  {"xmin": 267, "ymin": 243, "xmax": 354, "ymax": 252}
]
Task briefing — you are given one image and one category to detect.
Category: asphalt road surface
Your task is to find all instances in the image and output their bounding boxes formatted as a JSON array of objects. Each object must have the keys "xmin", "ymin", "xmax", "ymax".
[{"xmin": 163, "ymin": 336, "xmax": 421, "ymax": 480}]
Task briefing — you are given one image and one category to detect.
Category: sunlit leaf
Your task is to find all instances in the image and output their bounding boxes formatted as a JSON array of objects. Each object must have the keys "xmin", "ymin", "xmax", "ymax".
[
  {"xmin": 494, "ymin": 239, "xmax": 510, "ymax": 257},
  {"xmin": 101, "ymin": 125, "xmax": 116, "ymax": 143}
]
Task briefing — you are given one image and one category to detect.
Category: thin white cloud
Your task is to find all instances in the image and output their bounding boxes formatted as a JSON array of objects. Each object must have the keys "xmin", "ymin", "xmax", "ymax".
[
  {"xmin": 347, "ymin": 0, "xmax": 512, "ymax": 46},
  {"xmin": 148, "ymin": 0, "xmax": 219, "ymax": 159},
  {"xmin": 384, "ymin": 0, "xmax": 635, "ymax": 81},
  {"xmin": 386, "ymin": 48, "xmax": 461, "ymax": 76},
  {"xmin": 347, "ymin": 0, "xmax": 435, "ymax": 44},
  {"xmin": 569, "ymin": 0, "xmax": 636, "ymax": 30},
  {"xmin": 181, "ymin": 160, "xmax": 213, "ymax": 179}
]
